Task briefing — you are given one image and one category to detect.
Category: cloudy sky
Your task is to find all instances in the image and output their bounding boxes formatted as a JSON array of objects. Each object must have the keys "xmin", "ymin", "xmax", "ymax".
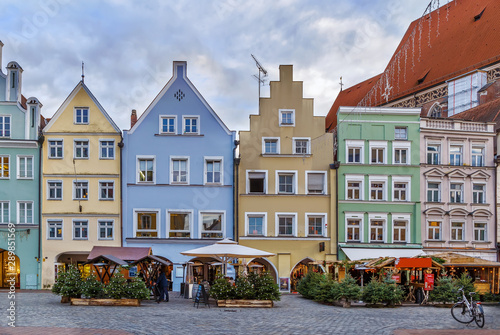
[{"xmin": 1, "ymin": 0, "xmax": 426, "ymax": 131}]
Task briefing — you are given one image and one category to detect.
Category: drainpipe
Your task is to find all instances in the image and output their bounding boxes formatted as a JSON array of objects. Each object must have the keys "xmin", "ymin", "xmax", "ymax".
[
  {"xmin": 118, "ymin": 136, "xmax": 124, "ymax": 247},
  {"xmin": 233, "ymin": 140, "xmax": 240, "ymax": 242},
  {"xmin": 37, "ymin": 133, "xmax": 44, "ymax": 289},
  {"xmin": 495, "ymin": 154, "xmax": 500, "ymax": 262}
]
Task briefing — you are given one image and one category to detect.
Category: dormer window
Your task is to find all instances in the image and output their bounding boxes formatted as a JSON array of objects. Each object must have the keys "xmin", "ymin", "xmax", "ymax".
[
  {"xmin": 75, "ymin": 108, "xmax": 89, "ymax": 124},
  {"xmin": 160, "ymin": 115, "xmax": 177, "ymax": 134},
  {"xmin": 279, "ymin": 109, "xmax": 295, "ymax": 126},
  {"xmin": 183, "ymin": 116, "xmax": 199, "ymax": 134}
]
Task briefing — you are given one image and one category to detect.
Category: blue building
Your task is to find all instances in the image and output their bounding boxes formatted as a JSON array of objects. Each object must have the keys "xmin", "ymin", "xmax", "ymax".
[
  {"xmin": 0, "ymin": 41, "xmax": 42, "ymax": 289},
  {"xmin": 122, "ymin": 61, "xmax": 236, "ymax": 291}
]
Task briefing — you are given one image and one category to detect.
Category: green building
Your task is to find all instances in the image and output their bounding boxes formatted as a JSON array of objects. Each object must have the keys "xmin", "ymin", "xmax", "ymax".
[{"xmin": 336, "ymin": 107, "xmax": 422, "ymax": 261}]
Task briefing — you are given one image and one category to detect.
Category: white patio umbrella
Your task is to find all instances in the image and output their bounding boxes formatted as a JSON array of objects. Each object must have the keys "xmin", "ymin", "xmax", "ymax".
[{"xmin": 180, "ymin": 238, "xmax": 275, "ymax": 275}]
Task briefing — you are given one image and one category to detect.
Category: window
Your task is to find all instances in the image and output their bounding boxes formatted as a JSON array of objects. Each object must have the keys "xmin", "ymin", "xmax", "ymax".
[
  {"xmin": 394, "ymin": 148, "xmax": 408, "ymax": 164},
  {"xmin": 73, "ymin": 220, "xmax": 88, "ymax": 240},
  {"xmin": 279, "ymin": 109, "xmax": 294, "ymax": 126},
  {"xmin": 370, "ymin": 220, "xmax": 384, "ymax": 242},
  {"xmin": 472, "ymin": 184, "xmax": 485, "ymax": 204},
  {"xmin": 393, "ymin": 221, "xmax": 407, "ymax": 242},
  {"xmin": 138, "ymin": 158, "xmax": 154, "ymax": 183},
  {"xmin": 0, "ymin": 155, "xmax": 9, "ymax": 179},
  {"xmin": 48, "ymin": 220, "xmax": 62, "ymax": 239},
  {"xmin": 205, "ymin": 159, "xmax": 222, "ymax": 184},
  {"xmin": 277, "ymin": 171, "xmax": 296, "ymax": 194},
  {"xmin": 471, "ymin": 146, "xmax": 484, "ymax": 167},
  {"xmin": 248, "ymin": 171, "xmax": 266, "ymax": 194},
  {"xmin": 307, "ymin": 215, "xmax": 324, "ymax": 236},
  {"xmin": 426, "ymin": 144, "xmax": 440, "ymax": 164},
  {"xmin": 263, "ymin": 138, "xmax": 279, "ymax": 154},
  {"xmin": 99, "ymin": 181, "xmax": 114, "ymax": 200},
  {"xmin": 100, "ymin": 140, "xmax": 115, "ymax": 159},
  {"xmin": 450, "ymin": 183, "xmax": 463, "ymax": 203},
  {"xmin": 307, "ymin": 172, "xmax": 325, "ymax": 195},
  {"xmin": 169, "ymin": 212, "xmax": 191, "ymax": 238},
  {"xmin": 346, "ymin": 219, "xmax": 361, "ymax": 242},
  {"xmin": 48, "ymin": 140, "xmax": 63, "ymax": 159},
  {"xmin": 183, "ymin": 116, "xmax": 199, "ymax": 134},
  {"xmin": 449, "ymin": 145, "xmax": 462, "ymax": 165},
  {"xmin": 370, "ymin": 182, "xmax": 384, "ymax": 200},
  {"xmin": 17, "ymin": 201, "xmax": 33, "ymax": 224},
  {"xmin": 347, "ymin": 181, "xmax": 361, "ymax": 200},
  {"xmin": 473, "ymin": 223, "xmax": 486, "ymax": 241},
  {"xmin": 200, "ymin": 212, "xmax": 223, "ymax": 238},
  {"xmin": 427, "ymin": 182, "xmax": 440, "ymax": 202},
  {"xmin": 171, "ymin": 158, "xmax": 188, "ymax": 184},
  {"xmin": 369, "ymin": 141, "xmax": 387, "ymax": 164},
  {"xmin": 293, "ymin": 138, "xmax": 310, "ymax": 155},
  {"xmin": 48, "ymin": 181, "xmax": 63, "ymax": 200},
  {"xmin": 0, "ymin": 202, "xmax": 9, "ymax": 224},
  {"xmin": 0, "ymin": 115, "xmax": 11, "ymax": 137},
  {"xmin": 278, "ymin": 215, "xmax": 294, "ymax": 236},
  {"xmin": 346, "ymin": 140, "xmax": 364, "ymax": 163},
  {"xmin": 135, "ymin": 211, "xmax": 158, "ymax": 237},
  {"xmin": 428, "ymin": 221, "xmax": 441, "ymax": 240},
  {"xmin": 247, "ymin": 215, "xmax": 265, "ymax": 236},
  {"xmin": 393, "ymin": 182, "xmax": 408, "ymax": 201},
  {"xmin": 75, "ymin": 108, "xmax": 89, "ymax": 124},
  {"xmin": 17, "ymin": 156, "xmax": 33, "ymax": 179},
  {"xmin": 394, "ymin": 127, "xmax": 407, "ymax": 140},
  {"xmin": 451, "ymin": 222, "xmax": 464, "ymax": 241},
  {"xmin": 98, "ymin": 220, "xmax": 114, "ymax": 240},
  {"xmin": 160, "ymin": 116, "xmax": 176, "ymax": 134},
  {"xmin": 74, "ymin": 140, "xmax": 89, "ymax": 159},
  {"xmin": 74, "ymin": 181, "xmax": 89, "ymax": 200}
]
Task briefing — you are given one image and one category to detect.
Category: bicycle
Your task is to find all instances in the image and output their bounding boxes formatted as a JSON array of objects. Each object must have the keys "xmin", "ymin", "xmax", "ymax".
[{"xmin": 450, "ymin": 287, "xmax": 485, "ymax": 328}]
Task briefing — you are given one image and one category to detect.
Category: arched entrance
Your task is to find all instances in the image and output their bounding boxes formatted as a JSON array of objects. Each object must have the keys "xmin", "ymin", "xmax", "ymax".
[
  {"xmin": 290, "ymin": 258, "xmax": 325, "ymax": 292},
  {"xmin": 55, "ymin": 252, "xmax": 91, "ymax": 279},
  {"xmin": 247, "ymin": 258, "xmax": 278, "ymax": 282},
  {"xmin": 0, "ymin": 249, "xmax": 20, "ymax": 288}
]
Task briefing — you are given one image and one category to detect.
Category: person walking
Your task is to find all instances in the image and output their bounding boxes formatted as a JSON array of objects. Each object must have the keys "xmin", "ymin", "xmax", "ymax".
[{"xmin": 155, "ymin": 266, "xmax": 169, "ymax": 303}]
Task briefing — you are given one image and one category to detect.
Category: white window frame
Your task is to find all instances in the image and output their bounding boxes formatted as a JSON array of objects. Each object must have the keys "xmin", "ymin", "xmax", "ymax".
[
  {"xmin": 293, "ymin": 137, "xmax": 311, "ymax": 155},
  {"xmin": 17, "ymin": 155, "xmax": 34, "ymax": 179},
  {"xmin": 427, "ymin": 181, "xmax": 441, "ymax": 202},
  {"xmin": 345, "ymin": 174, "xmax": 364, "ymax": 200},
  {"xmin": 392, "ymin": 176, "xmax": 411, "ymax": 202},
  {"xmin": 198, "ymin": 210, "xmax": 225, "ymax": 239},
  {"xmin": 369, "ymin": 175, "xmax": 388, "ymax": 201},
  {"xmin": 262, "ymin": 137, "xmax": 280, "ymax": 155},
  {"xmin": 393, "ymin": 141, "xmax": 411, "ymax": 165},
  {"xmin": 449, "ymin": 144, "xmax": 463, "ymax": 166},
  {"xmin": 471, "ymin": 145, "xmax": 485, "ymax": 167},
  {"xmin": 472, "ymin": 183, "xmax": 486, "ymax": 204},
  {"xmin": 204, "ymin": 156, "xmax": 223, "ymax": 185},
  {"xmin": 450, "ymin": 182, "xmax": 464, "ymax": 203},
  {"xmin": 394, "ymin": 126, "xmax": 408, "ymax": 140},
  {"xmin": 369, "ymin": 213, "xmax": 387, "ymax": 243},
  {"xmin": 73, "ymin": 219, "xmax": 89, "ymax": 240},
  {"xmin": 73, "ymin": 139, "xmax": 89, "ymax": 159},
  {"xmin": 246, "ymin": 170, "xmax": 268, "ymax": 194},
  {"xmin": 305, "ymin": 213, "xmax": 327, "ymax": 237},
  {"xmin": 279, "ymin": 109, "xmax": 295, "ymax": 127},
  {"xmin": 166, "ymin": 209, "xmax": 193, "ymax": 238},
  {"xmin": 73, "ymin": 180, "xmax": 89, "ymax": 200},
  {"xmin": 136, "ymin": 155, "xmax": 156, "ymax": 184},
  {"xmin": 0, "ymin": 201, "xmax": 10, "ymax": 224},
  {"xmin": 305, "ymin": 171, "xmax": 327, "ymax": 195},
  {"xmin": 275, "ymin": 170, "xmax": 298, "ymax": 195},
  {"xmin": 159, "ymin": 115, "xmax": 177, "ymax": 134},
  {"xmin": 47, "ymin": 180, "xmax": 63, "ymax": 200},
  {"xmin": 450, "ymin": 221, "xmax": 465, "ymax": 242},
  {"xmin": 98, "ymin": 220, "xmax": 114, "ymax": 240},
  {"xmin": 345, "ymin": 140, "xmax": 364, "ymax": 164},
  {"xmin": 426, "ymin": 142, "xmax": 441, "ymax": 165},
  {"xmin": 369, "ymin": 141, "xmax": 387, "ymax": 164},
  {"xmin": 99, "ymin": 140, "xmax": 115, "ymax": 160},
  {"xmin": 99, "ymin": 180, "xmax": 115, "ymax": 201},
  {"xmin": 473, "ymin": 222, "xmax": 487, "ymax": 242},
  {"xmin": 275, "ymin": 212, "xmax": 297, "ymax": 237},
  {"xmin": 427, "ymin": 221, "xmax": 442, "ymax": 240},
  {"xmin": 0, "ymin": 115, "xmax": 11, "ymax": 138},
  {"xmin": 345, "ymin": 212, "xmax": 363, "ymax": 242},
  {"xmin": 17, "ymin": 201, "xmax": 33, "ymax": 224},
  {"xmin": 182, "ymin": 115, "xmax": 200, "ymax": 135},
  {"xmin": 245, "ymin": 212, "xmax": 267, "ymax": 236},
  {"xmin": 47, "ymin": 219, "xmax": 63, "ymax": 240},
  {"xmin": 170, "ymin": 156, "xmax": 190, "ymax": 185},
  {"xmin": 133, "ymin": 209, "xmax": 161, "ymax": 238},
  {"xmin": 392, "ymin": 214, "xmax": 410, "ymax": 243},
  {"xmin": 0, "ymin": 155, "xmax": 10, "ymax": 179},
  {"xmin": 74, "ymin": 107, "xmax": 89, "ymax": 125}
]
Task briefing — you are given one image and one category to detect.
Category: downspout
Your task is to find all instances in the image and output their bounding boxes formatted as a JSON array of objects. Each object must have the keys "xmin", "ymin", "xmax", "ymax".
[
  {"xmin": 118, "ymin": 135, "xmax": 124, "ymax": 247},
  {"xmin": 233, "ymin": 140, "xmax": 240, "ymax": 242},
  {"xmin": 495, "ymin": 154, "xmax": 500, "ymax": 262},
  {"xmin": 37, "ymin": 133, "xmax": 44, "ymax": 288}
]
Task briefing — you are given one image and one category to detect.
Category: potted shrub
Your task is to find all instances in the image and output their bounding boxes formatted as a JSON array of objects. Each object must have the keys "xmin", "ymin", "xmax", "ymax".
[
  {"xmin": 297, "ymin": 272, "xmax": 327, "ymax": 299},
  {"xmin": 335, "ymin": 274, "xmax": 361, "ymax": 308},
  {"xmin": 52, "ymin": 265, "xmax": 83, "ymax": 302},
  {"xmin": 315, "ymin": 277, "xmax": 339, "ymax": 304},
  {"xmin": 362, "ymin": 278, "xmax": 387, "ymax": 307},
  {"xmin": 81, "ymin": 275, "xmax": 105, "ymax": 299},
  {"xmin": 429, "ymin": 276, "xmax": 457, "ymax": 306}
]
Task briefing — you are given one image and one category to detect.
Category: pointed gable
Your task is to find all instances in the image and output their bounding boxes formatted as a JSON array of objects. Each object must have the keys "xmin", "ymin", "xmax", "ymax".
[
  {"xmin": 423, "ymin": 168, "xmax": 445, "ymax": 179},
  {"xmin": 469, "ymin": 170, "xmax": 490, "ymax": 180},
  {"xmin": 446, "ymin": 169, "xmax": 468, "ymax": 180}
]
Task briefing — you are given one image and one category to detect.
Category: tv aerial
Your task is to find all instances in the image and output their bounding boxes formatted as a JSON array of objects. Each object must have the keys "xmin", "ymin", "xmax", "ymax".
[{"xmin": 251, "ymin": 54, "xmax": 268, "ymax": 98}]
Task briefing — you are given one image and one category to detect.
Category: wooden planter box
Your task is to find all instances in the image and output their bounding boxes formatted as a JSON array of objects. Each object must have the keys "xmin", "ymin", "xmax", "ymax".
[
  {"xmin": 216, "ymin": 299, "xmax": 273, "ymax": 308},
  {"xmin": 70, "ymin": 298, "xmax": 141, "ymax": 307}
]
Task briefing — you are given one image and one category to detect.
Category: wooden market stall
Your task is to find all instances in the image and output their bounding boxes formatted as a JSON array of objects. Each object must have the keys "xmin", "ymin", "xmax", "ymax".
[
  {"xmin": 84, "ymin": 254, "xmax": 128, "ymax": 284},
  {"xmin": 130, "ymin": 255, "xmax": 172, "ymax": 298}
]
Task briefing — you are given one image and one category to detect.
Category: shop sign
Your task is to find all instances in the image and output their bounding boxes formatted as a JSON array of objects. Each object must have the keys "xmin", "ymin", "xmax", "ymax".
[
  {"xmin": 391, "ymin": 274, "xmax": 401, "ymax": 283},
  {"xmin": 129, "ymin": 266, "xmax": 137, "ymax": 277},
  {"xmin": 424, "ymin": 273, "xmax": 434, "ymax": 291}
]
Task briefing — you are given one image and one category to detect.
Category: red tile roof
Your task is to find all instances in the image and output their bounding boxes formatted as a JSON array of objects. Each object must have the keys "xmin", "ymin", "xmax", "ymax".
[
  {"xmin": 450, "ymin": 96, "xmax": 500, "ymax": 130},
  {"xmin": 326, "ymin": 0, "xmax": 500, "ymax": 132}
]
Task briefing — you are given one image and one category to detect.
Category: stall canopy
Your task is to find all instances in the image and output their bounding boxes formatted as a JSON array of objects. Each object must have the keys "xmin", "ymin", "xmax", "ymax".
[
  {"xmin": 131, "ymin": 255, "xmax": 172, "ymax": 296},
  {"xmin": 180, "ymin": 238, "xmax": 275, "ymax": 274},
  {"xmin": 87, "ymin": 246, "xmax": 151, "ymax": 262},
  {"xmin": 84, "ymin": 254, "xmax": 128, "ymax": 283},
  {"xmin": 341, "ymin": 247, "xmax": 425, "ymax": 261},
  {"xmin": 396, "ymin": 257, "xmax": 433, "ymax": 269}
]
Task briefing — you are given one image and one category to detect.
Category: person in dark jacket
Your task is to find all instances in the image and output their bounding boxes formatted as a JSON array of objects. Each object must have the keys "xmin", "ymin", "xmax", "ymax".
[{"xmin": 155, "ymin": 266, "xmax": 169, "ymax": 303}]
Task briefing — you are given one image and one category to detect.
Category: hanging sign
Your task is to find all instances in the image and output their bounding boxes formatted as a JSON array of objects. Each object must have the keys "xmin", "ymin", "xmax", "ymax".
[
  {"xmin": 391, "ymin": 274, "xmax": 401, "ymax": 283},
  {"xmin": 424, "ymin": 273, "xmax": 434, "ymax": 291}
]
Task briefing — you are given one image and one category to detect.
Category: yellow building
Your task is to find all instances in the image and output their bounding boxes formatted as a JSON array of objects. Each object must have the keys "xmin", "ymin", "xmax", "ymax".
[
  {"xmin": 41, "ymin": 81, "xmax": 121, "ymax": 287},
  {"xmin": 238, "ymin": 65, "xmax": 336, "ymax": 292}
]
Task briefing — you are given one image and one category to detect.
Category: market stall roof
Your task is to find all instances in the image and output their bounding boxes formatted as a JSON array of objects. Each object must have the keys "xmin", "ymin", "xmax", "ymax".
[
  {"xmin": 87, "ymin": 246, "xmax": 151, "ymax": 262},
  {"xmin": 340, "ymin": 247, "xmax": 425, "ymax": 261},
  {"xmin": 396, "ymin": 257, "xmax": 433, "ymax": 269},
  {"xmin": 364, "ymin": 257, "xmax": 444, "ymax": 269},
  {"xmin": 431, "ymin": 252, "xmax": 500, "ymax": 267},
  {"xmin": 130, "ymin": 255, "xmax": 171, "ymax": 266},
  {"xmin": 84, "ymin": 254, "xmax": 128, "ymax": 266}
]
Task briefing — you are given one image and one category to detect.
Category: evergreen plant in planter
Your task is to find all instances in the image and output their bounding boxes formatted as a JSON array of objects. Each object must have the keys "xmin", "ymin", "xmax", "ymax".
[
  {"xmin": 429, "ymin": 276, "xmax": 458, "ymax": 306},
  {"xmin": 335, "ymin": 274, "xmax": 361, "ymax": 307},
  {"xmin": 51, "ymin": 265, "xmax": 83, "ymax": 302}
]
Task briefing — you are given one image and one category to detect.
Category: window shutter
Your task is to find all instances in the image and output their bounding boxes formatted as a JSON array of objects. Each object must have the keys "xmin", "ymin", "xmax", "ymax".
[
  {"xmin": 249, "ymin": 172, "xmax": 265, "ymax": 179},
  {"xmin": 308, "ymin": 173, "xmax": 324, "ymax": 191}
]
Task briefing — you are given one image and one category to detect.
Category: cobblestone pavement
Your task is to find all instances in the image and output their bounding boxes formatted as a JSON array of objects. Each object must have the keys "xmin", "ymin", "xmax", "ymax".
[{"xmin": 0, "ymin": 291, "xmax": 499, "ymax": 335}]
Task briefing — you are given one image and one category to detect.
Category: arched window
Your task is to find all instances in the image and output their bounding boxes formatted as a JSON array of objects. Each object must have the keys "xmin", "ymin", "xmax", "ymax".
[{"xmin": 429, "ymin": 103, "xmax": 442, "ymax": 118}]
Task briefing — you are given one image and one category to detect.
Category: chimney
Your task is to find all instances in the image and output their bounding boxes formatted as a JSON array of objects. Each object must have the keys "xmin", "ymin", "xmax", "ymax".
[{"xmin": 131, "ymin": 109, "xmax": 137, "ymax": 128}]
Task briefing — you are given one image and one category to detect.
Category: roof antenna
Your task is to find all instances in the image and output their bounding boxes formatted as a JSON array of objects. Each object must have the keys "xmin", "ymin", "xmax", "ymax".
[
  {"xmin": 339, "ymin": 76, "xmax": 344, "ymax": 92},
  {"xmin": 251, "ymin": 54, "xmax": 268, "ymax": 99},
  {"xmin": 81, "ymin": 61, "xmax": 85, "ymax": 83}
]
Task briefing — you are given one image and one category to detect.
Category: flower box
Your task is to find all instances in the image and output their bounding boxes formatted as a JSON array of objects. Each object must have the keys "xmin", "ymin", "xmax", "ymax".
[
  {"xmin": 216, "ymin": 299, "xmax": 273, "ymax": 308},
  {"xmin": 70, "ymin": 298, "xmax": 141, "ymax": 306}
]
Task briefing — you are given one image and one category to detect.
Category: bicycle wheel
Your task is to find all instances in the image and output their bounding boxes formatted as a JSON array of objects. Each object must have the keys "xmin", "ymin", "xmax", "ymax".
[
  {"xmin": 451, "ymin": 302, "xmax": 474, "ymax": 323},
  {"xmin": 474, "ymin": 304, "xmax": 485, "ymax": 328}
]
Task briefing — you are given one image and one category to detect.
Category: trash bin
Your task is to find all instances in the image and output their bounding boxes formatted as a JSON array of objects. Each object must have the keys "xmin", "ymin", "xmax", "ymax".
[{"xmin": 415, "ymin": 288, "xmax": 423, "ymax": 304}]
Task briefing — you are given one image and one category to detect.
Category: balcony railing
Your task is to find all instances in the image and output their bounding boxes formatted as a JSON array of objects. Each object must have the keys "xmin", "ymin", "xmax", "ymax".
[{"xmin": 421, "ymin": 118, "xmax": 493, "ymax": 133}]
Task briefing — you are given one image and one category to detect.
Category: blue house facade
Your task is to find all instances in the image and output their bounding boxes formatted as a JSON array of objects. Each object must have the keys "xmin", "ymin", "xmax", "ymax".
[
  {"xmin": 0, "ymin": 42, "xmax": 42, "ymax": 289},
  {"xmin": 122, "ymin": 61, "xmax": 235, "ymax": 291}
]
